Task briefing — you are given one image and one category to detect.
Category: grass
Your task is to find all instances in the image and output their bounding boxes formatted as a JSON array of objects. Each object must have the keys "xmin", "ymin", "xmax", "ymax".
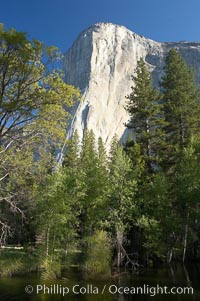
[{"xmin": 0, "ymin": 248, "xmax": 38, "ymax": 277}]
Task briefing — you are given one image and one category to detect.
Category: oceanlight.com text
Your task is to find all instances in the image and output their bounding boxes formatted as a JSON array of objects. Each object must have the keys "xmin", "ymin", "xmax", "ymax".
[{"xmin": 25, "ymin": 283, "xmax": 194, "ymax": 297}]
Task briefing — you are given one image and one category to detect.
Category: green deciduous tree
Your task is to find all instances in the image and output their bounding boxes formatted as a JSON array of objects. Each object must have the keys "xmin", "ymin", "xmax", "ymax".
[
  {"xmin": 0, "ymin": 25, "xmax": 79, "ymax": 149},
  {"xmin": 171, "ymin": 139, "xmax": 200, "ymax": 262},
  {"xmin": 35, "ymin": 169, "xmax": 79, "ymax": 279},
  {"xmin": 0, "ymin": 25, "xmax": 80, "ymax": 245},
  {"xmin": 84, "ymin": 230, "xmax": 111, "ymax": 278},
  {"xmin": 108, "ymin": 137, "xmax": 139, "ymax": 269}
]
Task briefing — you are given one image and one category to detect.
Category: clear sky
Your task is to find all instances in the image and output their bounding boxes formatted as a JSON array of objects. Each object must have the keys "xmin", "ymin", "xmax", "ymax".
[{"xmin": 0, "ymin": 0, "xmax": 200, "ymax": 53}]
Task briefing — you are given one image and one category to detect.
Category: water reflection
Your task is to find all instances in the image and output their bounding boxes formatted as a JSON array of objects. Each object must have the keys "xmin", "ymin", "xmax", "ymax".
[{"xmin": 0, "ymin": 263, "xmax": 199, "ymax": 301}]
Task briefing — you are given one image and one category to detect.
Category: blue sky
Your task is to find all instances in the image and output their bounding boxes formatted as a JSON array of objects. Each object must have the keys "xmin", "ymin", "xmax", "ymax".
[{"xmin": 0, "ymin": 0, "xmax": 200, "ymax": 53}]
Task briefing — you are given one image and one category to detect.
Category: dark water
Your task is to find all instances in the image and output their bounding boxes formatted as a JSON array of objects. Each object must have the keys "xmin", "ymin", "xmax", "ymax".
[{"xmin": 0, "ymin": 263, "xmax": 199, "ymax": 301}]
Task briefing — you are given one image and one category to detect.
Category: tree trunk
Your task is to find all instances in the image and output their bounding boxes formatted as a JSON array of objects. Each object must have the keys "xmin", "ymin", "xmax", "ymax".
[
  {"xmin": 183, "ymin": 212, "xmax": 189, "ymax": 263},
  {"xmin": 183, "ymin": 264, "xmax": 191, "ymax": 286},
  {"xmin": 46, "ymin": 226, "xmax": 50, "ymax": 257},
  {"xmin": 116, "ymin": 228, "xmax": 123, "ymax": 271},
  {"xmin": 167, "ymin": 248, "xmax": 173, "ymax": 263}
]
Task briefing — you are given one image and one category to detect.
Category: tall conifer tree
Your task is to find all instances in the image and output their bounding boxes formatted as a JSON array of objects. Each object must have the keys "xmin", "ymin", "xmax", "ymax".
[
  {"xmin": 126, "ymin": 58, "xmax": 165, "ymax": 172},
  {"xmin": 160, "ymin": 49, "xmax": 200, "ymax": 171}
]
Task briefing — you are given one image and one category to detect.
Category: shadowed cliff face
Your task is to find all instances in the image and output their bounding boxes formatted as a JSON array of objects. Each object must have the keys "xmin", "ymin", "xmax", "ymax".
[{"xmin": 63, "ymin": 22, "xmax": 200, "ymax": 147}]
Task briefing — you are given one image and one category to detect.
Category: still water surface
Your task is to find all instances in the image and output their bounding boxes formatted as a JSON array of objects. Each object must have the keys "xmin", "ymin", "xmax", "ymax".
[{"xmin": 0, "ymin": 263, "xmax": 199, "ymax": 301}]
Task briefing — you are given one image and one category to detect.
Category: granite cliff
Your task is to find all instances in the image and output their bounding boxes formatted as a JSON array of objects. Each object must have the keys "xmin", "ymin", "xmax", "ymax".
[{"xmin": 63, "ymin": 22, "xmax": 200, "ymax": 147}]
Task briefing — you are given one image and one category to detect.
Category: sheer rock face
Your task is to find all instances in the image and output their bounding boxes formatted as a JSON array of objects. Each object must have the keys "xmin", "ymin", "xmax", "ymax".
[{"xmin": 63, "ymin": 22, "xmax": 200, "ymax": 147}]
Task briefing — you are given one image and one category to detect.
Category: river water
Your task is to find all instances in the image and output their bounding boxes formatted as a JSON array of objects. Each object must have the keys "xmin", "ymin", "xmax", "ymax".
[{"xmin": 0, "ymin": 263, "xmax": 199, "ymax": 301}]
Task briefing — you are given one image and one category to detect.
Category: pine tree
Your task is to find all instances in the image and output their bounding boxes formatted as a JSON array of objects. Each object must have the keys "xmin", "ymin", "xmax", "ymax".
[
  {"xmin": 79, "ymin": 130, "xmax": 108, "ymax": 235},
  {"xmin": 62, "ymin": 131, "xmax": 86, "ymax": 245},
  {"xmin": 96, "ymin": 137, "xmax": 110, "ymax": 220},
  {"xmin": 62, "ymin": 130, "xmax": 84, "ymax": 217},
  {"xmin": 160, "ymin": 48, "xmax": 200, "ymax": 171},
  {"xmin": 63, "ymin": 130, "xmax": 80, "ymax": 169},
  {"xmin": 126, "ymin": 58, "xmax": 165, "ymax": 172}
]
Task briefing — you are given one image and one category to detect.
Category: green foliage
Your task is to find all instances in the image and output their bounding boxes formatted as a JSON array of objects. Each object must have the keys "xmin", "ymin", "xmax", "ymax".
[
  {"xmin": 108, "ymin": 137, "xmax": 138, "ymax": 232},
  {"xmin": 174, "ymin": 140, "xmax": 200, "ymax": 209},
  {"xmin": 0, "ymin": 249, "xmax": 37, "ymax": 277},
  {"xmin": 40, "ymin": 256, "xmax": 61, "ymax": 280},
  {"xmin": 36, "ymin": 170, "xmax": 79, "ymax": 260},
  {"xmin": 0, "ymin": 257, "xmax": 23, "ymax": 277},
  {"xmin": 136, "ymin": 215, "xmax": 162, "ymax": 257},
  {"xmin": 0, "ymin": 24, "xmax": 79, "ymax": 146},
  {"xmin": 2, "ymin": 25, "xmax": 200, "ymax": 275},
  {"xmin": 126, "ymin": 58, "xmax": 165, "ymax": 171},
  {"xmin": 160, "ymin": 48, "xmax": 200, "ymax": 171},
  {"xmin": 124, "ymin": 137, "xmax": 144, "ymax": 177},
  {"xmin": 78, "ymin": 130, "xmax": 110, "ymax": 234},
  {"xmin": 63, "ymin": 130, "xmax": 80, "ymax": 168},
  {"xmin": 171, "ymin": 140, "xmax": 200, "ymax": 255},
  {"xmin": 84, "ymin": 230, "xmax": 111, "ymax": 278},
  {"xmin": 0, "ymin": 25, "xmax": 80, "ymax": 245},
  {"xmin": 137, "ymin": 173, "xmax": 171, "ymax": 258}
]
